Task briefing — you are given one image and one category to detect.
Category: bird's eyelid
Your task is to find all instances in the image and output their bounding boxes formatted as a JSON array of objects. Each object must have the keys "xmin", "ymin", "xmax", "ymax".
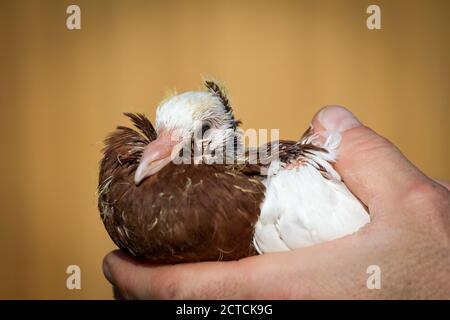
[{"xmin": 201, "ymin": 122, "xmax": 211, "ymax": 135}]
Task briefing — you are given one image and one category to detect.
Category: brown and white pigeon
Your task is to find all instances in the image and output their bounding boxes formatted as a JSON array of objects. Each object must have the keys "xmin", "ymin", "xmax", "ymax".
[
  {"xmin": 98, "ymin": 80, "xmax": 370, "ymax": 263},
  {"xmin": 98, "ymin": 82, "xmax": 264, "ymax": 263}
]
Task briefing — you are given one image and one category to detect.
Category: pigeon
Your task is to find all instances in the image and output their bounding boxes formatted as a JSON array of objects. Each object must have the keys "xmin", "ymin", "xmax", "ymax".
[
  {"xmin": 98, "ymin": 82, "xmax": 264, "ymax": 263},
  {"xmin": 98, "ymin": 80, "xmax": 370, "ymax": 263}
]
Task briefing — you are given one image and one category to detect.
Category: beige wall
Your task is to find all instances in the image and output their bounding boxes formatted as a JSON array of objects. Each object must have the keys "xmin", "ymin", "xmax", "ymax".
[{"xmin": 0, "ymin": 0, "xmax": 448, "ymax": 299}]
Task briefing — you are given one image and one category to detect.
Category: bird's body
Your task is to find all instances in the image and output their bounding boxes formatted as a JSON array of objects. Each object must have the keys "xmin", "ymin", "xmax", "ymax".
[{"xmin": 98, "ymin": 80, "xmax": 370, "ymax": 263}]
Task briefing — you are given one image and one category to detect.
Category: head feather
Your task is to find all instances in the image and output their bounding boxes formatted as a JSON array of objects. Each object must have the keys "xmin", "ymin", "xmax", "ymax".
[
  {"xmin": 123, "ymin": 113, "xmax": 157, "ymax": 141},
  {"xmin": 204, "ymin": 80, "xmax": 242, "ymax": 129}
]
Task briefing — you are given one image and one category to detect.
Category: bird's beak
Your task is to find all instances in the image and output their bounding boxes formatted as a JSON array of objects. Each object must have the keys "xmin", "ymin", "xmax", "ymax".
[{"xmin": 134, "ymin": 131, "xmax": 181, "ymax": 185}]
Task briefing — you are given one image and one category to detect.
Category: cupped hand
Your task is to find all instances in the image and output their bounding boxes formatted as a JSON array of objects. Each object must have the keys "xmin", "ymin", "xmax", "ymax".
[{"xmin": 103, "ymin": 106, "xmax": 450, "ymax": 299}]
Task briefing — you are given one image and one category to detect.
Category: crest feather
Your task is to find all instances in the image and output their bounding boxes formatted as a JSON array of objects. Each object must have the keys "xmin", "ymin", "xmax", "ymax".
[{"xmin": 203, "ymin": 79, "xmax": 241, "ymax": 128}]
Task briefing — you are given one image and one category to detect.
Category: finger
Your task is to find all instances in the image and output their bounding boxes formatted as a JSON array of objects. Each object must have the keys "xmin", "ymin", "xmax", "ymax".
[
  {"xmin": 103, "ymin": 250, "xmax": 254, "ymax": 299},
  {"xmin": 103, "ymin": 232, "xmax": 379, "ymax": 300},
  {"xmin": 113, "ymin": 286, "xmax": 125, "ymax": 300},
  {"xmin": 435, "ymin": 179, "xmax": 450, "ymax": 190},
  {"xmin": 311, "ymin": 106, "xmax": 432, "ymax": 212}
]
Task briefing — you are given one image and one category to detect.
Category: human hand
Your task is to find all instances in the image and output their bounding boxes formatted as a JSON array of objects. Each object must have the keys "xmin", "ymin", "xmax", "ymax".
[{"xmin": 103, "ymin": 106, "xmax": 450, "ymax": 299}]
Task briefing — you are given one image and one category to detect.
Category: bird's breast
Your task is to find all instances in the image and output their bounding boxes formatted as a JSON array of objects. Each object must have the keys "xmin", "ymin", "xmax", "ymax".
[{"xmin": 99, "ymin": 162, "xmax": 265, "ymax": 263}]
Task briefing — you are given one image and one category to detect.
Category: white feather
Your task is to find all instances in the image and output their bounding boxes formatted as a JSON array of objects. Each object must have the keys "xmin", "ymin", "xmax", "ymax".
[{"xmin": 253, "ymin": 131, "xmax": 370, "ymax": 254}]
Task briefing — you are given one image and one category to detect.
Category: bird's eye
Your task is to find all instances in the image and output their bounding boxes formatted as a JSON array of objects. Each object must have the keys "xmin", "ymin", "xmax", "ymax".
[{"xmin": 201, "ymin": 123, "xmax": 211, "ymax": 136}]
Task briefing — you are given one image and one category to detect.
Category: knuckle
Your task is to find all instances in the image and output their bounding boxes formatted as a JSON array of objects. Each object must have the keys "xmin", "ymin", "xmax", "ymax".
[
  {"xmin": 404, "ymin": 181, "xmax": 448, "ymax": 207},
  {"xmin": 152, "ymin": 269, "xmax": 188, "ymax": 299},
  {"xmin": 162, "ymin": 279, "xmax": 184, "ymax": 299},
  {"xmin": 403, "ymin": 181, "xmax": 450, "ymax": 244},
  {"xmin": 196, "ymin": 261, "xmax": 244, "ymax": 299},
  {"xmin": 115, "ymin": 273, "xmax": 137, "ymax": 300}
]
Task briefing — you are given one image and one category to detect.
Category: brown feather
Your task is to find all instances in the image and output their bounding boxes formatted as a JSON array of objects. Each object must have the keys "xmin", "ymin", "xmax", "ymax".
[
  {"xmin": 98, "ymin": 113, "xmax": 264, "ymax": 263},
  {"xmin": 250, "ymin": 125, "xmax": 331, "ymax": 178},
  {"xmin": 204, "ymin": 80, "xmax": 242, "ymax": 128}
]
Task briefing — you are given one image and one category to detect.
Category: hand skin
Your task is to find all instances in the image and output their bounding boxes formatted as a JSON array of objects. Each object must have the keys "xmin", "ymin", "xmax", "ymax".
[{"xmin": 103, "ymin": 106, "xmax": 450, "ymax": 299}]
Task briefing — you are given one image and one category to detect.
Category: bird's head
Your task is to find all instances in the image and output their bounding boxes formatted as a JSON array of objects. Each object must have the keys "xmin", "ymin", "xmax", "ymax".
[{"xmin": 134, "ymin": 81, "xmax": 241, "ymax": 185}]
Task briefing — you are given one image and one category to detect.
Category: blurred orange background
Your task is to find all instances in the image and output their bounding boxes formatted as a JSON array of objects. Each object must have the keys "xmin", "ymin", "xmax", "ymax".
[{"xmin": 0, "ymin": 0, "xmax": 448, "ymax": 299}]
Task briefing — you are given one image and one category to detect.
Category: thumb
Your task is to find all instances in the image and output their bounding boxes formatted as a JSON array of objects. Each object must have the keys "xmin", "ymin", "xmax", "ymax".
[{"xmin": 311, "ymin": 106, "xmax": 433, "ymax": 213}]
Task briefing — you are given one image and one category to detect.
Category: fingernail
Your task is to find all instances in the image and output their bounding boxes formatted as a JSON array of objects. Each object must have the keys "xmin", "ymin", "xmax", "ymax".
[
  {"xmin": 103, "ymin": 259, "xmax": 113, "ymax": 283},
  {"xmin": 317, "ymin": 106, "xmax": 361, "ymax": 132}
]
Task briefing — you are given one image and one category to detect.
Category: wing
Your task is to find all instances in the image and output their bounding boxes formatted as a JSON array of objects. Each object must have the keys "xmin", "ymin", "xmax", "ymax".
[
  {"xmin": 251, "ymin": 126, "xmax": 341, "ymax": 180},
  {"xmin": 254, "ymin": 164, "xmax": 369, "ymax": 253},
  {"xmin": 253, "ymin": 127, "xmax": 370, "ymax": 254}
]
